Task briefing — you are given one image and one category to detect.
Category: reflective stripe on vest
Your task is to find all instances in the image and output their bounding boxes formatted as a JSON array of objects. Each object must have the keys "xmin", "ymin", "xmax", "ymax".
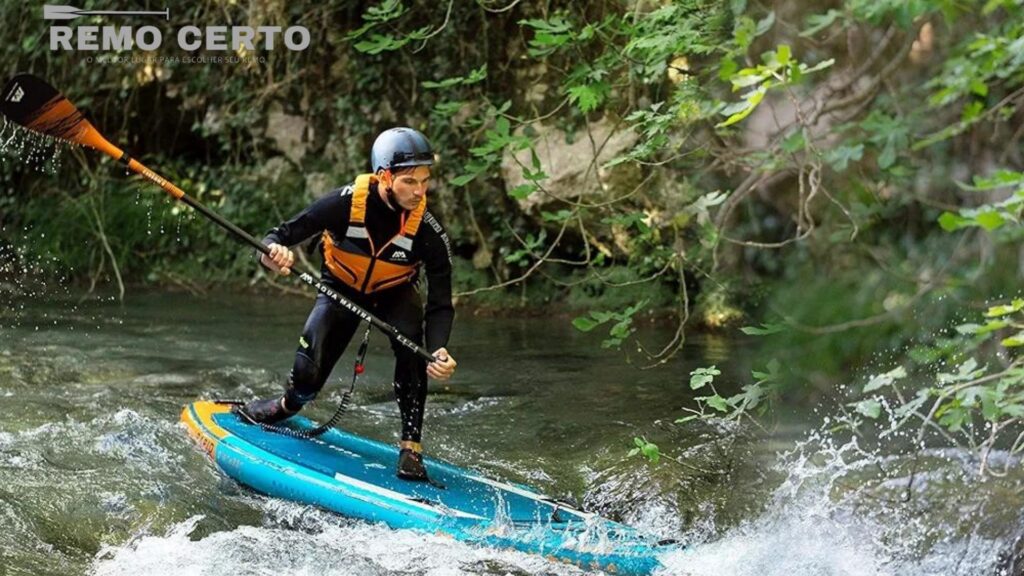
[{"xmin": 322, "ymin": 173, "xmax": 426, "ymax": 294}]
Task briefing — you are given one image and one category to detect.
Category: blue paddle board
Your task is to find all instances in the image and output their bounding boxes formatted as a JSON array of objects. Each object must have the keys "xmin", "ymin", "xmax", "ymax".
[{"xmin": 182, "ymin": 400, "xmax": 676, "ymax": 574}]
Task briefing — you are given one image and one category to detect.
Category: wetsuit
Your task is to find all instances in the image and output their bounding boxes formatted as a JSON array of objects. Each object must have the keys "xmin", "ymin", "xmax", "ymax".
[{"xmin": 261, "ymin": 180, "xmax": 454, "ymax": 443}]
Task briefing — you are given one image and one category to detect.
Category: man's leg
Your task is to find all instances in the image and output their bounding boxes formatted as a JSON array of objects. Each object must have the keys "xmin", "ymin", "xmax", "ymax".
[
  {"xmin": 377, "ymin": 285, "xmax": 429, "ymax": 479},
  {"xmin": 242, "ymin": 292, "xmax": 360, "ymax": 423}
]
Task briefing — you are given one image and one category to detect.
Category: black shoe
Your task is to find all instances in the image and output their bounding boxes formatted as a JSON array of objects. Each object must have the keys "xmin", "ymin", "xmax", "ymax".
[
  {"xmin": 238, "ymin": 396, "xmax": 295, "ymax": 425},
  {"xmin": 397, "ymin": 448, "xmax": 429, "ymax": 481}
]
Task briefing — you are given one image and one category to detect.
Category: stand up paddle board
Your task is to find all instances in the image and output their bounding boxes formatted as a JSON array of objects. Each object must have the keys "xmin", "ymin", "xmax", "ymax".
[{"xmin": 181, "ymin": 400, "xmax": 677, "ymax": 574}]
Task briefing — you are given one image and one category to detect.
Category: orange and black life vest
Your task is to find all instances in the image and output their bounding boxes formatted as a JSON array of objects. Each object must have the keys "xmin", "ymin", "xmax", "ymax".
[{"xmin": 321, "ymin": 174, "xmax": 426, "ymax": 294}]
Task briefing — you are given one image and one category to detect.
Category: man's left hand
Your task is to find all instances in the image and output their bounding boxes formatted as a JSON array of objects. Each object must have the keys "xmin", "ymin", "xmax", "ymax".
[{"xmin": 427, "ymin": 347, "xmax": 457, "ymax": 381}]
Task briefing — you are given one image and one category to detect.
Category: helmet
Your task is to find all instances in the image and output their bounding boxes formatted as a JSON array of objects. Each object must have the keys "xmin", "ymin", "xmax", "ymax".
[{"xmin": 370, "ymin": 127, "xmax": 434, "ymax": 173}]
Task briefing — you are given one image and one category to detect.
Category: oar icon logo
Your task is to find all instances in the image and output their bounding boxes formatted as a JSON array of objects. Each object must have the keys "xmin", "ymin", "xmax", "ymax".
[
  {"xmin": 43, "ymin": 4, "xmax": 170, "ymax": 20},
  {"xmin": 6, "ymin": 85, "xmax": 24, "ymax": 103}
]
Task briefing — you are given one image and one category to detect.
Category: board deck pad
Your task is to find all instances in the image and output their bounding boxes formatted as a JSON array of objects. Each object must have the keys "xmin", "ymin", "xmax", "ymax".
[{"xmin": 183, "ymin": 400, "xmax": 675, "ymax": 575}]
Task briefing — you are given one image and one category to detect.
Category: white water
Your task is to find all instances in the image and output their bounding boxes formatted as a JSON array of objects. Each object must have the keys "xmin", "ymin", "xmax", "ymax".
[{"xmin": 92, "ymin": 506, "xmax": 590, "ymax": 576}]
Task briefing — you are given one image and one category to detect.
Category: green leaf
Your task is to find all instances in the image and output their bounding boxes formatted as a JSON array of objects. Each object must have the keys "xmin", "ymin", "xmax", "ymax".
[
  {"xmin": 938, "ymin": 212, "xmax": 970, "ymax": 231},
  {"xmin": 776, "ymin": 44, "xmax": 791, "ymax": 66},
  {"xmin": 864, "ymin": 366, "xmax": 907, "ymax": 392},
  {"xmin": 938, "ymin": 358, "xmax": 984, "ymax": 385},
  {"xmin": 717, "ymin": 86, "xmax": 766, "ymax": 127},
  {"xmin": 1001, "ymin": 331, "xmax": 1024, "ymax": 347},
  {"xmin": 631, "ymin": 437, "xmax": 660, "ymax": 464},
  {"xmin": 965, "ymin": 170, "xmax": 1024, "ymax": 191},
  {"xmin": 572, "ymin": 315, "xmax": 600, "ymax": 332},
  {"xmin": 824, "ymin": 144, "xmax": 865, "ymax": 171},
  {"xmin": 853, "ymin": 399, "xmax": 882, "ymax": 419},
  {"xmin": 541, "ymin": 209, "xmax": 573, "ymax": 222},
  {"xmin": 801, "ymin": 9, "xmax": 843, "ymax": 36},
  {"xmin": 494, "ymin": 116, "xmax": 510, "ymax": 136},
  {"xmin": 755, "ymin": 12, "xmax": 776, "ymax": 36},
  {"xmin": 465, "ymin": 63, "xmax": 488, "ymax": 84},
  {"xmin": 975, "ymin": 211, "xmax": 1006, "ymax": 231},
  {"xmin": 703, "ymin": 394, "xmax": 730, "ymax": 412},
  {"xmin": 957, "ymin": 320, "xmax": 1008, "ymax": 335},
  {"xmin": 450, "ymin": 172, "xmax": 479, "ymax": 187},
  {"xmin": 878, "ymin": 140, "xmax": 897, "ymax": 169},
  {"xmin": 740, "ymin": 323, "xmax": 785, "ymax": 336},
  {"xmin": 782, "ymin": 131, "xmax": 806, "ymax": 153},
  {"xmin": 752, "ymin": 359, "xmax": 781, "ymax": 384},
  {"xmin": 432, "ymin": 100, "xmax": 465, "ymax": 117},
  {"xmin": 985, "ymin": 298, "xmax": 1024, "ymax": 317},
  {"xmin": 690, "ymin": 366, "xmax": 721, "ymax": 389},
  {"xmin": 353, "ymin": 33, "xmax": 409, "ymax": 54},
  {"xmin": 938, "ymin": 404, "xmax": 968, "ymax": 433},
  {"xmin": 567, "ymin": 83, "xmax": 608, "ymax": 113},
  {"xmin": 507, "ymin": 183, "xmax": 536, "ymax": 200},
  {"xmin": 800, "ymin": 58, "xmax": 835, "ymax": 74}
]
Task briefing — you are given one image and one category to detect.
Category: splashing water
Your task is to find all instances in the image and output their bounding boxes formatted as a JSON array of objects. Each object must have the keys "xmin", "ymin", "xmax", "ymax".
[
  {"xmin": 0, "ymin": 115, "xmax": 77, "ymax": 175},
  {"xmin": 91, "ymin": 507, "xmax": 593, "ymax": 576},
  {"xmin": 652, "ymin": 419, "xmax": 1022, "ymax": 576}
]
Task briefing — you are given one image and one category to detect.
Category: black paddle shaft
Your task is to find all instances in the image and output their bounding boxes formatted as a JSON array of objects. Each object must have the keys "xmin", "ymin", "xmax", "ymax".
[{"xmin": 177, "ymin": 194, "xmax": 436, "ymax": 363}]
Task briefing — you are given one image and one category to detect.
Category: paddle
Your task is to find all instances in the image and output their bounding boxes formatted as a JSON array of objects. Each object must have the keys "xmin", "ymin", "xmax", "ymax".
[
  {"xmin": 0, "ymin": 73, "xmax": 436, "ymax": 363},
  {"xmin": 42, "ymin": 5, "xmax": 170, "ymax": 20}
]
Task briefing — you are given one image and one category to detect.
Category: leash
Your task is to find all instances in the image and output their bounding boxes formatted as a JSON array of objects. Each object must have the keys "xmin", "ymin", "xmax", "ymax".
[{"xmin": 234, "ymin": 322, "xmax": 372, "ymax": 439}]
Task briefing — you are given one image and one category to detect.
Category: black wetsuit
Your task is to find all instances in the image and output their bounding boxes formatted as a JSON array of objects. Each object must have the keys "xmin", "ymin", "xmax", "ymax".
[{"xmin": 261, "ymin": 181, "xmax": 454, "ymax": 443}]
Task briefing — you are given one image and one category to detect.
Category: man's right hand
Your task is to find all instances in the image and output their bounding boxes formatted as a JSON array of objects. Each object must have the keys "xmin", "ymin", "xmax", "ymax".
[{"xmin": 261, "ymin": 243, "xmax": 294, "ymax": 275}]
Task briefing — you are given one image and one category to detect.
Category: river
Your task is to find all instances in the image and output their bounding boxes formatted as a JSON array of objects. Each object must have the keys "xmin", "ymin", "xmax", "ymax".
[{"xmin": 0, "ymin": 289, "xmax": 1018, "ymax": 575}]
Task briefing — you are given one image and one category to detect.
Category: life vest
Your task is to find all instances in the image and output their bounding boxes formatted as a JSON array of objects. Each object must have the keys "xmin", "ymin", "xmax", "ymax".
[{"xmin": 321, "ymin": 174, "xmax": 426, "ymax": 294}]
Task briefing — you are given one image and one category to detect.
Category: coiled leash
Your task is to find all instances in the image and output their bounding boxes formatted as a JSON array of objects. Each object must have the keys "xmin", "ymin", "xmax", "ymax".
[{"xmin": 235, "ymin": 322, "xmax": 372, "ymax": 439}]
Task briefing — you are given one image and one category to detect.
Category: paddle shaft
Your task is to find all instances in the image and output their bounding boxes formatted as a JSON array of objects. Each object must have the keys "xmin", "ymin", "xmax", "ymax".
[{"xmin": 123, "ymin": 153, "xmax": 436, "ymax": 363}]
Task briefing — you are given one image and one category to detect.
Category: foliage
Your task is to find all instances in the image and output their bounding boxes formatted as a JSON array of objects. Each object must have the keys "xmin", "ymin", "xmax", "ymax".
[
  {"xmin": 675, "ymin": 361, "xmax": 778, "ymax": 427},
  {"xmin": 837, "ymin": 297, "xmax": 1024, "ymax": 476},
  {"xmin": 2, "ymin": 1, "xmax": 1024, "ymax": 432},
  {"xmin": 628, "ymin": 436, "xmax": 661, "ymax": 464}
]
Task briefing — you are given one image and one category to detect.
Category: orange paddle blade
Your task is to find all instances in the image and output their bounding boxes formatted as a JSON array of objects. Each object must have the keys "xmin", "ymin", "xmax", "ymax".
[{"xmin": 1, "ymin": 73, "xmax": 124, "ymax": 160}]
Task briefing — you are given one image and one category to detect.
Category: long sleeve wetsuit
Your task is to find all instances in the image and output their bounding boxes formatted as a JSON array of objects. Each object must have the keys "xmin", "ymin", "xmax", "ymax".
[{"xmin": 261, "ymin": 181, "xmax": 454, "ymax": 443}]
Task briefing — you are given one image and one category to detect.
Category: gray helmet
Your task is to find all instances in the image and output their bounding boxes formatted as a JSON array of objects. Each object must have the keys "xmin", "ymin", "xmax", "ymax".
[{"xmin": 370, "ymin": 127, "xmax": 434, "ymax": 172}]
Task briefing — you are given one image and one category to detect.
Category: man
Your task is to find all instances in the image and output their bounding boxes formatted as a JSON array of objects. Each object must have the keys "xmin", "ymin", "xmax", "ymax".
[{"xmin": 240, "ymin": 127, "xmax": 457, "ymax": 482}]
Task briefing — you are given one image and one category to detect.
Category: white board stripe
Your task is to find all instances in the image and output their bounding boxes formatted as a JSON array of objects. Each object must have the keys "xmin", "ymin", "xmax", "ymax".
[
  {"xmin": 333, "ymin": 472, "xmax": 485, "ymax": 520},
  {"xmin": 468, "ymin": 476, "xmax": 595, "ymax": 520}
]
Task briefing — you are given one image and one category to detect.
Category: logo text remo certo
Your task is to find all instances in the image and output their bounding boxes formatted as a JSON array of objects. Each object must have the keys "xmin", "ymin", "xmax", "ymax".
[{"xmin": 44, "ymin": 4, "xmax": 311, "ymax": 52}]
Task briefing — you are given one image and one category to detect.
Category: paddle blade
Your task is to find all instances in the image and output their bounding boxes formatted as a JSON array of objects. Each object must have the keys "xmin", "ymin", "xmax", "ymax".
[
  {"xmin": 0, "ymin": 74, "xmax": 122, "ymax": 158},
  {"xmin": 42, "ymin": 5, "xmax": 83, "ymax": 20}
]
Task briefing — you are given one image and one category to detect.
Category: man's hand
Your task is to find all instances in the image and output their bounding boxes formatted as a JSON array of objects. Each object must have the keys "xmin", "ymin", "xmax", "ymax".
[
  {"xmin": 427, "ymin": 347, "xmax": 457, "ymax": 381},
  {"xmin": 261, "ymin": 243, "xmax": 294, "ymax": 275}
]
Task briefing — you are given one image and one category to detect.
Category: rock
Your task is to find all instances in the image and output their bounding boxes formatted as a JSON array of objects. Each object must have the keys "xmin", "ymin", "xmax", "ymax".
[
  {"xmin": 500, "ymin": 118, "xmax": 638, "ymax": 211},
  {"xmin": 266, "ymin": 103, "xmax": 308, "ymax": 165}
]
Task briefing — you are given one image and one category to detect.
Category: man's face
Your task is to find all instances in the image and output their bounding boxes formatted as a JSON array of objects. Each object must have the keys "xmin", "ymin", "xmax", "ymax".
[{"xmin": 386, "ymin": 165, "xmax": 431, "ymax": 211}]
